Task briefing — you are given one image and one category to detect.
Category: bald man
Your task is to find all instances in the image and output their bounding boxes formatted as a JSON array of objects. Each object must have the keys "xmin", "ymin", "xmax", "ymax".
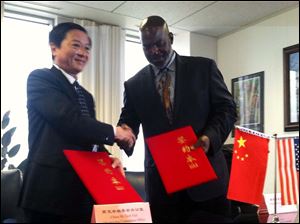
[{"xmin": 118, "ymin": 16, "xmax": 236, "ymax": 222}]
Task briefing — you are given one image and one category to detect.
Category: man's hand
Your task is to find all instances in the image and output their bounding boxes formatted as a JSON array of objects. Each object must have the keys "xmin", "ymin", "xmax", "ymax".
[
  {"xmin": 193, "ymin": 135, "xmax": 210, "ymax": 153},
  {"xmin": 120, "ymin": 124, "xmax": 132, "ymax": 131},
  {"xmin": 115, "ymin": 125, "xmax": 136, "ymax": 150},
  {"xmin": 109, "ymin": 156, "xmax": 125, "ymax": 177}
]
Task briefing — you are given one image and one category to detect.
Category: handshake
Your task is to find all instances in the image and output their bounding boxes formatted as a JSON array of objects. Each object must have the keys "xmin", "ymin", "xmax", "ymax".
[{"xmin": 114, "ymin": 124, "xmax": 136, "ymax": 151}]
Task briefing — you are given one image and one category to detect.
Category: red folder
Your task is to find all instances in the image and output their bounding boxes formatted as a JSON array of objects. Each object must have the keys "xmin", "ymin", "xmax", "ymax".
[
  {"xmin": 146, "ymin": 126, "xmax": 217, "ymax": 194},
  {"xmin": 63, "ymin": 150, "xmax": 143, "ymax": 204}
]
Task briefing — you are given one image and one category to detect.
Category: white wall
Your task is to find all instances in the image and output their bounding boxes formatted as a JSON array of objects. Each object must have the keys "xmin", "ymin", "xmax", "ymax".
[
  {"xmin": 190, "ymin": 33, "xmax": 217, "ymax": 60},
  {"xmin": 172, "ymin": 31, "xmax": 217, "ymax": 61},
  {"xmin": 217, "ymin": 7, "xmax": 299, "ymax": 194},
  {"xmin": 173, "ymin": 32, "xmax": 190, "ymax": 56}
]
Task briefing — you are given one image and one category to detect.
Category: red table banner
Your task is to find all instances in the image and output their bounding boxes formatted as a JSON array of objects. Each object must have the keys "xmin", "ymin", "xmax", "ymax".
[
  {"xmin": 64, "ymin": 150, "xmax": 143, "ymax": 204},
  {"xmin": 146, "ymin": 126, "xmax": 217, "ymax": 194}
]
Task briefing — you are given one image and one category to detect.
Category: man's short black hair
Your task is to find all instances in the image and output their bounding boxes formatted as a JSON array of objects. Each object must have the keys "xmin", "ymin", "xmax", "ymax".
[{"xmin": 49, "ymin": 22, "xmax": 90, "ymax": 47}]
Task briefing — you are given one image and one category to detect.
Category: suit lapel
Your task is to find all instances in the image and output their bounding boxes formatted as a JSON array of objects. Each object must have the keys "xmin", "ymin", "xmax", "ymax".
[
  {"xmin": 51, "ymin": 66, "xmax": 96, "ymax": 118},
  {"xmin": 141, "ymin": 66, "xmax": 170, "ymax": 123},
  {"xmin": 145, "ymin": 66, "xmax": 163, "ymax": 108},
  {"xmin": 173, "ymin": 55, "xmax": 188, "ymax": 122},
  {"xmin": 50, "ymin": 66, "xmax": 78, "ymax": 104}
]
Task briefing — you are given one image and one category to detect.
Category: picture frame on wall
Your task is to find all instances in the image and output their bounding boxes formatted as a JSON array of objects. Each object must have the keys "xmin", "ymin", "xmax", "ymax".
[
  {"xmin": 283, "ymin": 44, "xmax": 299, "ymax": 132},
  {"xmin": 231, "ymin": 71, "xmax": 264, "ymax": 136}
]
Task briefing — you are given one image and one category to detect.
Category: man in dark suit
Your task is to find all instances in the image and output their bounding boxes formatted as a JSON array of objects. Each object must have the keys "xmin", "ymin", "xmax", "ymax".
[
  {"xmin": 118, "ymin": 16, "xmax": 237, "ymax": 222},
  {"xmin": 18, "ymin": 22, "xmax": 136, "ymax": 223}
]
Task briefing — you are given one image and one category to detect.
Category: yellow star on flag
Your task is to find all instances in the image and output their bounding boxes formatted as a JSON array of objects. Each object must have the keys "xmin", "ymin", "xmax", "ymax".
[{"xmin": 237, "ymin": 136, "xmax": 247, "ymax": 148}]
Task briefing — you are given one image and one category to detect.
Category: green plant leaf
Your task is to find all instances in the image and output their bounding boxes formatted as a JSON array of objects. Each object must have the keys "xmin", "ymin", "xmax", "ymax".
[
  {"xmin": 2, "ymin": 111, "xmax": 10, "ymax": 130},
  {"xmin": 1, "ymin": 146, "xmax": 7, "ymax": 158},
  {"xmin": 1, "ymin": 127, "xmax": 16, "ymax": 148},
  {"xmin": 8, "ymin": 144, "xmax": 21, "ymax": 157},
  {"xmin": 8, "ymin": 164, "xmax": 16, "ymax": 170},
  {"xmin": 1, "ymin": 158, "xmax": 7, "ymax": 170},
  {"xmin": 2, "ymin": 116, "xmax": 10, "ymax": 130}
]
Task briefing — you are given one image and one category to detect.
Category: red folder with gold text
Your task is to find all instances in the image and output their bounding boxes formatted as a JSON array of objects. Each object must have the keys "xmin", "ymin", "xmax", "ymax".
[
  {"xmin": 146, "ymin": 126, "xmax": 217, "ymax": 194},
  {"xmin": 63, "ymin": 150, "xmax": 143, "ymax": 204}
]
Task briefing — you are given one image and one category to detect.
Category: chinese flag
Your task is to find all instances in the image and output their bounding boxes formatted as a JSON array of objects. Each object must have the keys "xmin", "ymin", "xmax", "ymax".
[{"xmin": 227, "ymin": 128, "xmax": 269, "ymax": 205}]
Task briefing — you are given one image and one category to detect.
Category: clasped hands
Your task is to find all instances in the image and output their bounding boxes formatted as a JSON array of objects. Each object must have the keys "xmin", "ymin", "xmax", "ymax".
[{"xmin": 115, "ymin": 124, "xmax": 136, "ymax": 150}]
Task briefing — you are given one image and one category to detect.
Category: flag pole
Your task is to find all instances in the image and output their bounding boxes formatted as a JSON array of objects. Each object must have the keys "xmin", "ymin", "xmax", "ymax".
[{"xmin": 272, "ymin": 134, "xmax": 279, "ymax": 223}]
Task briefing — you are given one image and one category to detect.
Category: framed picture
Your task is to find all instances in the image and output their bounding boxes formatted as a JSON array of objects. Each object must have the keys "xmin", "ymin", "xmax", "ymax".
[
  {"xmin": 232, "ymin": 72, "xmax": 264, "ymax": 136},
  {"xmin": 283, "ymin": 44, "xmax": 299, "ymax": 131}
]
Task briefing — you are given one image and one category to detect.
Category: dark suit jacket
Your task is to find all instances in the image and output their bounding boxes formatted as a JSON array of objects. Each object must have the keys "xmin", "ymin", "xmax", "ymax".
[
  {"xmin": 19, "ymin": 66, "xmax": 115, "ymax": 216},
  {"xmin": 118, "ymin": 53, "xmax": 237, "ymax": 204}
]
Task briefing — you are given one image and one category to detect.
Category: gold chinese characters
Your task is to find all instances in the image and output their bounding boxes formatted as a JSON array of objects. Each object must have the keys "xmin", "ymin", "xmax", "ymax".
[
  {"xmin": 177, "ymin": 136, "xmax": 199, "ymax": 169},
  {"xmin": 97, "ymin": 158, "xmax": 125, "ymax": 191}
]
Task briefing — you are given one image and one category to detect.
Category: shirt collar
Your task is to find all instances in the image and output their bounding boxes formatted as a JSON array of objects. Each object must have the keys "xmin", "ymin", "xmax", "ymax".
[
  {"xmin": 152, "ymin": 50, "xmax": 176, "ymax": 76},
  {"xmin": 53, "ymin": 64, "xmax": 77, "ymax": 85}
]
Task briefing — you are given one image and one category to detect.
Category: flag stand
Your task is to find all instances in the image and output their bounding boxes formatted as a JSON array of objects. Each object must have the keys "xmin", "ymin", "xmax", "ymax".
[{"xmin": 272, "ymin": 134, "xmax": 279, "ymax": 223}]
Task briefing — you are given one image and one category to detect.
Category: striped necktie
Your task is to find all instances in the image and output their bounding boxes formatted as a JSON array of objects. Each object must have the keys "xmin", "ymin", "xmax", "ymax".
[
  {"xmin": 158, "ymin": 69, "xmax": 173, "ymax": 124},
  {"xmin": 73, "ymin": 81, "xmax": 91, "ymax": 117},
  {"xmin": 73, "ymin": 81, "xmax": 100, "ymax": 152}
]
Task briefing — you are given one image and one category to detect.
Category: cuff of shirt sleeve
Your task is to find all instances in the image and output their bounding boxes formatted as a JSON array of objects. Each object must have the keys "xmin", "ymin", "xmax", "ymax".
[{"xmin": 113, "ymin": 126, "xmax": 116, "ymax": 137}]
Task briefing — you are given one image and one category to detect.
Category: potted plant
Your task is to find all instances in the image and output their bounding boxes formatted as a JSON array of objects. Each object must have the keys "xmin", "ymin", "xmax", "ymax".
[{"xmin": 1, "ymin": 111, "xmax": 21, "ymax": 170}]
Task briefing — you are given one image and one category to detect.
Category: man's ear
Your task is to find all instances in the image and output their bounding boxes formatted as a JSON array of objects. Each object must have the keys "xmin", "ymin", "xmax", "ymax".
[
  {"xmin": 169, "ymin": 32, "xmax": 174, "ymax": 44},
  {"xmin": 49, "ymin": 42, "xmax": 57, "ymax": 57}
]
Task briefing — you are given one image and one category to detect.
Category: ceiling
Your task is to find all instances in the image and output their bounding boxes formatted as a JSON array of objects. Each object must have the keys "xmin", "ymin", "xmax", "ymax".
[{"xmin": 4, "ymin": 1, "xmax": 299, "ymax": 37}]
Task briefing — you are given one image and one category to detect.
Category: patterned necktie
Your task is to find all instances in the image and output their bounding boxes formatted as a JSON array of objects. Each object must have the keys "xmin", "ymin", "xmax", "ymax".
[
  {"xmin": 73, "ymin": 81, "xmax": 100, "ymax": 152},
  {"xmin": 158, "ymin": 69, "xmax": 173, "ymax": 123},
  {"xmin": 73, "ymin": 81, "xmax": 91, "ymax": 117}
]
